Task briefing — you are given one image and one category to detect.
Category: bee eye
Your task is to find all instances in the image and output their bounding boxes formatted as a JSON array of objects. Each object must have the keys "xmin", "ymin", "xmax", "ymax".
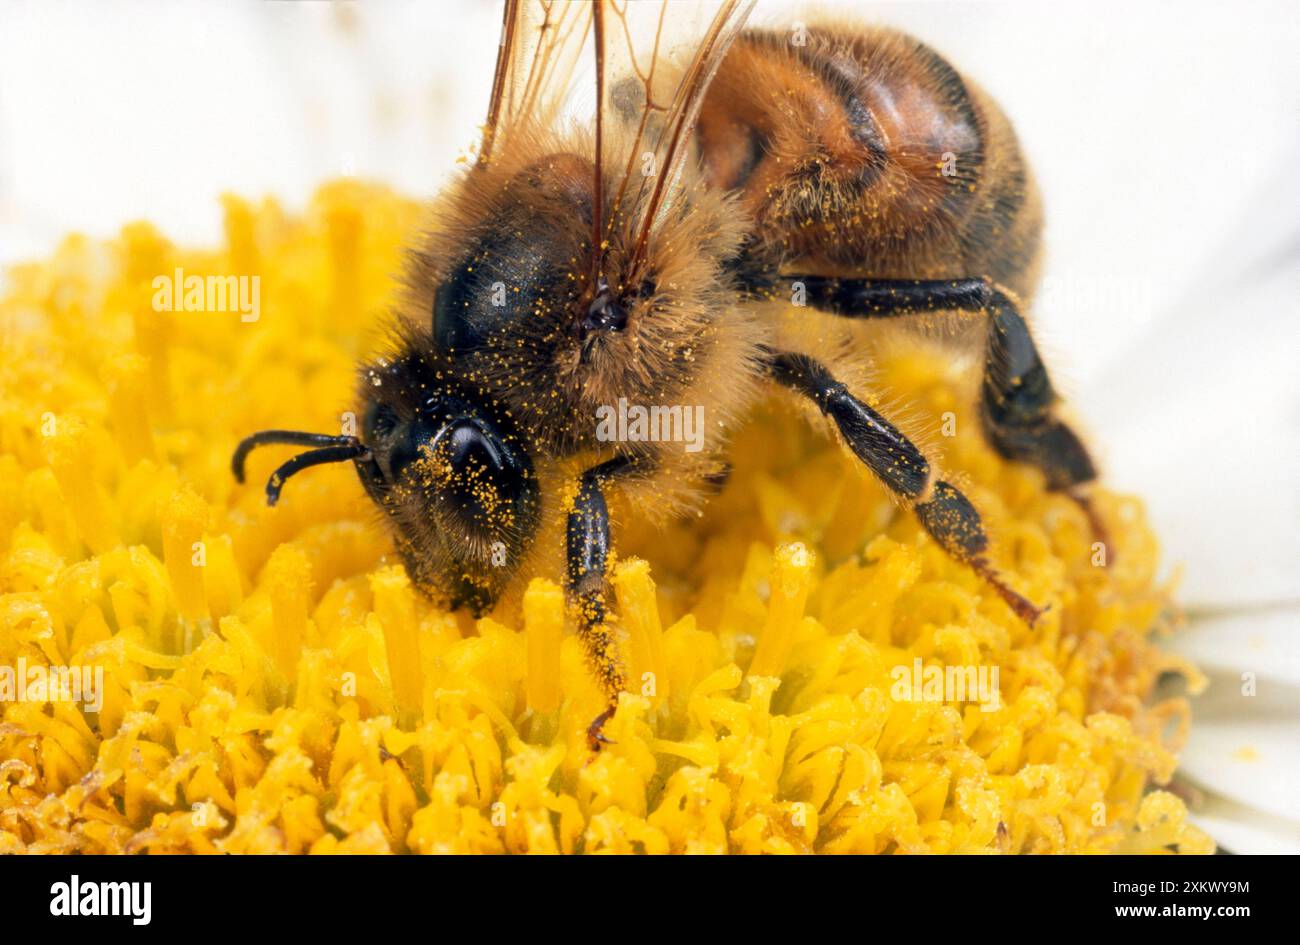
[
  {"xmin": 442, "ymin": 420, "xmax": 506, "ymax": 476},
  {"xmin": 366, "ymin": 404, "xmax": 398, "ymax": 439},
  {"xmin": 386, "ymin": 421, "xmax": 428, "ymax": 483},
  {"xmin": 385, "ymin": 416, "xmax": 523, "ymax": 494}
]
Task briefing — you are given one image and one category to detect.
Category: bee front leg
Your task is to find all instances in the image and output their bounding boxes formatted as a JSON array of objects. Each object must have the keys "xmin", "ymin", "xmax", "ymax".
[
  {"xmin": 566, "ymin": 456, "xmax": 636, "ymax": 750},
  {"xmin": 784, "ymin": 276, "xmax": 1105, "ymax": 549},
  {"xmin": 767, "ymin": 349, "xmax": 1043, "ymax": 626}
]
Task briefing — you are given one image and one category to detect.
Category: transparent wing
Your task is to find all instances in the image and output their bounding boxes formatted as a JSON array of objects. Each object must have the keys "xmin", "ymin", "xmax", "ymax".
[
  {"xmin": 478, "ymin": 0, "xmax": 594, "ymax": 168},
  {"xmin": 477, "ymin": 1, "xmax": 754, "ymax": 285},
  {"xmin": 598, "ymin": 0, "xmax": 754, "ymax": 285}
]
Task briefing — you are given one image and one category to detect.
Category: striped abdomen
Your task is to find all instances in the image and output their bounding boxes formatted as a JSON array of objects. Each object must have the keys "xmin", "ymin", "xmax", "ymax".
[{"xmin": 697, "ymin": 24, "xmax": 1043, "ymax": 298}]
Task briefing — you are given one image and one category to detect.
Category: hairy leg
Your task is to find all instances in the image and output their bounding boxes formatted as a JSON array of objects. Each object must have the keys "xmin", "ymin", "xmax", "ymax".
[
  {"xmin": 776, "ymin": 276, "xmax": 1100, "ymax": 511},
  {"xmin": 767, "ymin": 348, "xmax": 1042, "ymax": 625},
  {"xmin": 566, "ymin": 456, "xmax": 636, "ymax": 749}
]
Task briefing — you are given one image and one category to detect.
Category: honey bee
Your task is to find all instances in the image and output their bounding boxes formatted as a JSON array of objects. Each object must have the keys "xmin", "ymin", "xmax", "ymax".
[{"xmin": 233, "ymin": 0, "xmax": 1103, "ymax": 748}]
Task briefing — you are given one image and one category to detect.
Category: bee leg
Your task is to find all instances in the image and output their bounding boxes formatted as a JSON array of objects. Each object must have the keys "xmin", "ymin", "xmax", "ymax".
[
  {"xmin": 767, "ymin": 348, "xmax": 1043, "ymax": 626},
  {"xmin": 979, "ymin": 297, "xmax": 1111, "ymax": 555},
  {"xmin": 567, "ymin": 456, "xmax": 636, "ymax": 750},
  {"xmin": 783, "ymin": 276, "xmax": 1105, "ymax": 550}
]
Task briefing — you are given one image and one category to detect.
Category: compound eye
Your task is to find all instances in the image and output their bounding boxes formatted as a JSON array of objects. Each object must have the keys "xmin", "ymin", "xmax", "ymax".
[
  {"xmin": 443, "ymin": 420, "xmax": 505, "ymax": 475},
  {"xmin": 440, "ymin": 419, "xmax": 536, "ymax": 524},
  {"xmin": 366, "ymin": 403, "xmax": 398, "ymax": 440},
  {"xmin": 438, "ymin": 421, "xmax": 537, "ymax": 514},
  {"xmin": 431, "ymin": 281, "xmax": 460, "ymax": 350},
  {"xmin": 382, "ymin": 416, "xmax": 430, "ymax": 485},
  {"xmin": 386, "ymin": 417, "xmax": 521, "ymax": 495}
]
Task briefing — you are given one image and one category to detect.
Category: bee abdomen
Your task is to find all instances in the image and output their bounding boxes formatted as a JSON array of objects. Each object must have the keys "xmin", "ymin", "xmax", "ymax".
[{"xmin": 698, "ymin": 24, "xmax": 1042, "ymax": 298}]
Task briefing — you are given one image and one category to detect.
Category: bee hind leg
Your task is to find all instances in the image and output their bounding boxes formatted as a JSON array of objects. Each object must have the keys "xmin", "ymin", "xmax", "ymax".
[
  {"xmin": 978, "ymin": 293, "xmax": 1109, "ymax": 554},
  {"xmin": 767, "ymin": 349, "xmax": 1043, "ymax": 626},
  {"xmin": 566, "ymin": 456, "xmax": 637, "ymax": 751},
  {"xmin": 783, "ymin": 276, "xmax": 1107, "ymax": 555}
]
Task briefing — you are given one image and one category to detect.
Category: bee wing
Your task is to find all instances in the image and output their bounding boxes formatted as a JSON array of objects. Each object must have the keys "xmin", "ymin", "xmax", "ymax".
[
  {"xmin": 478, "ymin": 0, "xmax": 594, "ymax": 169},
  {"xmin": 599, "ymin": 0, "xmax": 755, "ymax": 283},
  {"xmin": 478, "ymin": 1, "xmax": 753, "ymax": 284}
]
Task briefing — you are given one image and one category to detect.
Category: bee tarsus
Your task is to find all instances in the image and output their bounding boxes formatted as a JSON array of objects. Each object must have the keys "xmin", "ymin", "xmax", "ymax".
[{"xmin": 586, "ymin": 705, "xmax": 618, "ymax": 752}]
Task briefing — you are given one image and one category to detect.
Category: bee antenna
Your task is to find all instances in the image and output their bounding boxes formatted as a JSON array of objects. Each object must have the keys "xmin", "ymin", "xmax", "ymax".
[
  {"xmin": 231, "ymin": 430, "xmax": 362, "ymax": 482},
  {"xmin": 263, "ymin": 442, "xmax": 369, "ymax": 507},
  {"xmin": 232, "ymin": 430, "xmax": 370, "ymax": 505}
]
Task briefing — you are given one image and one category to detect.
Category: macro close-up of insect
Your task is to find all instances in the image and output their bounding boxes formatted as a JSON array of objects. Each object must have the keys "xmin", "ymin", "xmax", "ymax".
[
  {"xmin": 2, "ymin": 0, "xmax": 1297, "ymax": 880},
  {"xmin": 232, "ymin": 0, "xmax": 1102, "ymax": 749}
]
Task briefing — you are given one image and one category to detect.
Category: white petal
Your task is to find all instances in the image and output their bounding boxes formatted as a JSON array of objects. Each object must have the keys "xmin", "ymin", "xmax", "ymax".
[
  {"xmin": 1189, "ymin": 809, "xmax": 1300, "ymax": 856},
  {"xmin": 1172, "ymin": 607, "xmax": 1300, "ymax": 688},
  {"xmin": 1163, "ymin": 607, "xmax": 1300, "ymax": 827},
  {"xmin": 1081, "ymin": 161, "xmax": 1300, "ymax": 608}
]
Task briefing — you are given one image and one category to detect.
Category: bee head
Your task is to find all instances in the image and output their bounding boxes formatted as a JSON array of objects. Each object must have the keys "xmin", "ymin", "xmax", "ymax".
[
  {"xmin": 354, "ymin": 360, "xmax": 540, "ymax": 614},
  {"xmin": 231, "ymin": 354, "xmax": 540, "ymax": 616}
]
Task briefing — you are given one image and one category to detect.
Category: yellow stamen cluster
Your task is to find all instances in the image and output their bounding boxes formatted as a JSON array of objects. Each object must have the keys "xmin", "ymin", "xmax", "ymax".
[{"xmin": 0, "ymin": 181, "xmax": 1210, "ymax": 853}]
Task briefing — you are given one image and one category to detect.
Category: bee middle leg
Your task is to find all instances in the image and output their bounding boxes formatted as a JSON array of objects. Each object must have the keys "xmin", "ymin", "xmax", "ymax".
[
  {"xmin": 787, "ymin": 276, "xmax": 1107, "ymax": 547},
  {"xmin": 766, "ymin": 348, "xmax": 1042, "ymax": 625},
  {"xmin": 567, "ymin": 455, "xmax": 637, "ymax": 750}
]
